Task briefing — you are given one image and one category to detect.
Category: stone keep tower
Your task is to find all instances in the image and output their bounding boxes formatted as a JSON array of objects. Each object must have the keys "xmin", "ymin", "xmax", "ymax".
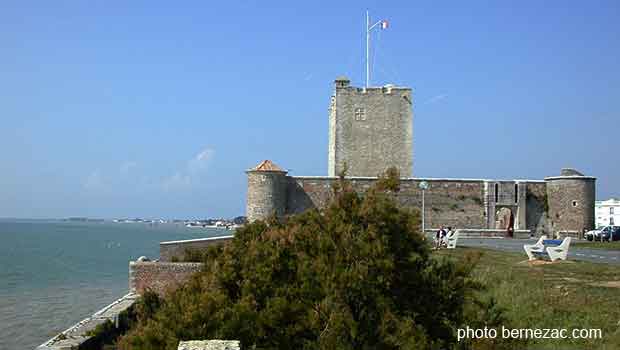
[
  {"xmin": 545, "ymin": 168, "xmax": 596, "ymax": 233},
  {"xmin": 328, "ymin": 76, "xmax": 413, "ymax": 177}
]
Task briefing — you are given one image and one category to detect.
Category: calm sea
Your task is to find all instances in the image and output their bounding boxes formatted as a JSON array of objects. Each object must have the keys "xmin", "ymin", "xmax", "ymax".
[{"xmin": 0, "ymin": 219, "xmax": 227, "ymax": 350}]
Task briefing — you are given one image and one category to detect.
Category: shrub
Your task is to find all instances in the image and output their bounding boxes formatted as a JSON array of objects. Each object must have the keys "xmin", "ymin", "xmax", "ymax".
[
  {"xmin": 182, "ymin": 245, "xmax": 224, "ymax": 263},
  {"xmin": 118, "ymin": 168, "xmax": 508, "ymax": 350}
]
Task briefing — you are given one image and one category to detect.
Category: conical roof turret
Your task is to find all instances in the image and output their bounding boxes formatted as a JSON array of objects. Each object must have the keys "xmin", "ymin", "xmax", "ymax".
[{"xmin": 247, "ymin": 160, "xmax": 287, "ymax": 173}]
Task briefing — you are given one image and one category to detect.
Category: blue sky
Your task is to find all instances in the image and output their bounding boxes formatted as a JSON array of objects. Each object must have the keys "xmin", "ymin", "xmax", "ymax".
[{"xmin": 1, "ymin": 1, "xmax": 619, "ymax": 219}]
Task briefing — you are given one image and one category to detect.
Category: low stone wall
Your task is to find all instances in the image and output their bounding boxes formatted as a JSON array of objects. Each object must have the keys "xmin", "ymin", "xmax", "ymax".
[
  {"xmin": 425, "ymin": 229, "xmax": 532, "ymax": 239},
  {"xmin": 160, "ymin": 235, "xmax": 234, "ymax": 262},
  {"xmin": 556, "ymin": 230, "xmax": 583, "ymax": 240},
  {"xmin": 129, "ymin": 261, "xmax": 203, "ymax": 297},
  {"xmin": 458, "ymin": 229, "xmax": 532, "ymax": 239}
]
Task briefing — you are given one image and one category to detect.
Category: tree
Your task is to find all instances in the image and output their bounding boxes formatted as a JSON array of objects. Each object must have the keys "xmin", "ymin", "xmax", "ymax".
[{"xmin": 119, "ymin": 169, "xmax": 506, "ymax": 350}]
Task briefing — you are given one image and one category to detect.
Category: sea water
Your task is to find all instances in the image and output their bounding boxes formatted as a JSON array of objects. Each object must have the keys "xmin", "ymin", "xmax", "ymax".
[{"xmin": 0, "ymin": 219, "xmax": 226, "ymax": 350}]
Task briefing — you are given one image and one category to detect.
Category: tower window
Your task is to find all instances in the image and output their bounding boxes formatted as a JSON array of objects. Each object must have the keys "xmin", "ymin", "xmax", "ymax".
[
  {"xmin": 494, "ymin": 183, "xmax": 499, "ymax": 203},
  {"xmin": 611, "ymin": 207, "xmax": 614, "ymax": 214},
  {"xmin": 354, "ymin": 108, "xmax": 366, "ymax": 121},
  {"xmin": 514, "ymin": 184, "xmax": 518, "ymax": 203},
  {"xmin": 572, "ymin": 200, "xmax": 578, "ymax": 207}
]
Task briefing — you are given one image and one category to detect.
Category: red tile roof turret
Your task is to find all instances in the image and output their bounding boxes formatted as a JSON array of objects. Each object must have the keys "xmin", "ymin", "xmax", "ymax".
[{"xmin": 248, "ymin": 160, "xmax": 287, "ymax": 173}]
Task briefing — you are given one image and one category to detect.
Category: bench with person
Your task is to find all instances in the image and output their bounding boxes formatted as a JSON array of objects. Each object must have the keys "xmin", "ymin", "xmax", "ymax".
[
  {"xmin": 434, "ymin": 226, "xmax": 459, "ymax": 249},
  {"xmin": 523, "ymin": 236, "xmax": 571, "ymax": 262},
  {"xmin": 445, "ymin": 229, "xmax": 459, "ymax": 249}
]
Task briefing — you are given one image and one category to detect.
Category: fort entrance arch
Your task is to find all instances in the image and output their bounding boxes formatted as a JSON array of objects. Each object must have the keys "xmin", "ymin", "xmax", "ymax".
[{"xmin": 495, "ymin": 207, "xmax": 515, "ymax": 237}]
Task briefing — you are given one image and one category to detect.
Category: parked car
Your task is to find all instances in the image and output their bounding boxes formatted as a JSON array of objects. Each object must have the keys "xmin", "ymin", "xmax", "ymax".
[
  {"xmin": 600, "ymin": 226, "xmax": 620, "ymax": 242},
  {"xmin": 585, "ymin": 227, "xmax": 604, "ymax": 241}
]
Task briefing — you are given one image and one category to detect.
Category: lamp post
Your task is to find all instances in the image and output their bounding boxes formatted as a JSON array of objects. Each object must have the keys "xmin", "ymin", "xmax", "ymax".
[{"xmin": 419, "ymin": 181, "xmax": 429, "ymax": 234}]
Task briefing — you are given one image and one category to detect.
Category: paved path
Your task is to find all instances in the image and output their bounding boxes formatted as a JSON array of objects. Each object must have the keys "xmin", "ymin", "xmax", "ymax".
[{"xmin": 458, "ymin": 238, "xmax": 620, "ymax": 265}]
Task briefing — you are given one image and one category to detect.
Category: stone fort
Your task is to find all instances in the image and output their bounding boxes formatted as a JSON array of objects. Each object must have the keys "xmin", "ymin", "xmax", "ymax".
[{"xmin": 246, "ymin": 77, "xmax": 596, "ymax": 236}]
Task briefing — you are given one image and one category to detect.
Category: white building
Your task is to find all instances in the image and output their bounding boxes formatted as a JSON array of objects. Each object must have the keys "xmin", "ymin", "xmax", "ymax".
[{"xmin": 595, "ymin": 198, "xmax": 620, "ymax": 227}]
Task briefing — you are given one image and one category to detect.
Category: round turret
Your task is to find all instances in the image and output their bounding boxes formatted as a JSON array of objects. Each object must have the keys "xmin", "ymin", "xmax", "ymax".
[
  {"xmin": 246, "ymin": 160, "xmax": 288, "ymax": 222},
  {"xmin": 545, "ymin": 168, "xmax": 596, "ymax": 234}
]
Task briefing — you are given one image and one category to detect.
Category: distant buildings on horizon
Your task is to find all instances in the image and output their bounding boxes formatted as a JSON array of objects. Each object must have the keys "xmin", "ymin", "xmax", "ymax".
[{"xmin": 64, "ymin": 216, "xmax": 246, "ymax": 226}]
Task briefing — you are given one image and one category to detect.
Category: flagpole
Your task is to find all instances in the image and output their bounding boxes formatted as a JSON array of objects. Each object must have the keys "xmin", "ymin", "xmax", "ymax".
[
  {"xmin": 366, "ymin": 12, "xmax": 387, "ymax": 88},
  {"xmin": 366, "ymin": 10, "xmax": 370, "ymax": 88}
]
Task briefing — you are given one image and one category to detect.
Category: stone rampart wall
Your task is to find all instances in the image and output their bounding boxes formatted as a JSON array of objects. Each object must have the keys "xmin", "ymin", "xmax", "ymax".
[
  {"xmin": 525, "ymin": 182, "xmax": 550, "ymax": 235},
  {"xmin": 287, "ymin": 177, "xmax": 488, "ymax": 229},
  {"xmin": 129, "ymin": 262, "xmax": 203, "ymax": 297}
]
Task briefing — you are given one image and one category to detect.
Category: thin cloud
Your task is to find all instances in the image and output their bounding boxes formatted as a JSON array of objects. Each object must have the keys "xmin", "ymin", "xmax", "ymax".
[
  {"xmin": 189, "ymin": 148, "xmax": 215, "ymax": 172},
  {"xmin": 423, "ymin": 94, "xmax": 448, "ymax": 105},
  {"xmin": 162, "ymin": 147, "xmax": 215, "ymax": 191}
]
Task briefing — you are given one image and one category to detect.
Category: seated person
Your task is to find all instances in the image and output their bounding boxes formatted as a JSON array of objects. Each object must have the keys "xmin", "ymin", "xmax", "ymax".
[{"xmin": 435, "ymin": 226, "xmax": 446, "ymax": 249}]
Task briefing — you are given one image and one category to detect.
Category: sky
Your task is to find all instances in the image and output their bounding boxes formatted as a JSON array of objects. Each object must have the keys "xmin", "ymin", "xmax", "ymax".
[{"xmin": 1, "ymin": 1, "xmax": 619, "ymax": 219}]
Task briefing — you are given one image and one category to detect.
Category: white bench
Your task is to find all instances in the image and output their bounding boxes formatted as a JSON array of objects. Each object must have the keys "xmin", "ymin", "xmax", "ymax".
[
  {"xmin": 446, "ymin": 230, "xmax": 460, "ymax": 249},
  {"xmin": 523, "ymin": 235, "xmax": 548, "ymax": 260},
  {"xmin": 545, "ymin": 237, "xmax": 571, "ymax": 261},
  {"xmin": 524, "ymin": 236, "xmax": 571, "ymax": 262}
]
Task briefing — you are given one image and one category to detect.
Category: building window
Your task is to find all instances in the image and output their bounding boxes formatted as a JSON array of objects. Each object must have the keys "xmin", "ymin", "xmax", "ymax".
[
  {"xmin": 572, "ymin": 200, "xmax": 578, "ymax": 207},
  {"xmin": 354, "ymin": 107, "xmax": 366, "ymax": 121},
  {"xmin": 494, "ymin": 183, "xmax": 499, "ymax": 203},
  {"xmin": 514, "ymin": 184, "xmax": 518, "ymax": 203},
  {"xmin": 611, "ymin": 207, "xmax": 615, "ymax": 215}
]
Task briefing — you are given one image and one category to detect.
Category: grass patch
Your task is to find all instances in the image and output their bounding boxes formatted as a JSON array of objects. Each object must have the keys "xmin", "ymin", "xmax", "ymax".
[
  {"xmin": 436, "ymin": 247, "xmax": 620, "ymax": 349},
  {"xmin": 573, "ymin": 241, "xmax": 620, "ymax": 251}
]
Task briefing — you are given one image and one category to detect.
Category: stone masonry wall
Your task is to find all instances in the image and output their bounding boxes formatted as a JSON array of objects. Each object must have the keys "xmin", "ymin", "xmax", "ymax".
[
  {"xmin": 246, "ymin": 171, "xmax": 288, "ymax": 222},
  {"xmin": 329, "ymin": 84, "xmax": 413, "ymax": 178},
  {"xmin": 287, "ymin": 177, "xmax": 487, "ymax": 229},
  {"xmin": 129, "ymin": 262, "xmax": 203, "ymax": 297},
  {"xmin": 160, "ymin": 236, "xmax": 233, "ymax": 262},
  {"xmin": 546, "ymin": 178, "xmax": 596, "ymax": 233},
  {"xmin": 526, "ymin": 182, "xmax": 550, "ymax": 235}
]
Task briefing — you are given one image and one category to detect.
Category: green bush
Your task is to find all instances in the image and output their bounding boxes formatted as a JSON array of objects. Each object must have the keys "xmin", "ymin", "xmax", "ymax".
[
  {"xmin": 182, "ymin": 245, "xmax": 223, "ymax": 263},
  {"xmin": 118, "ymin": 169, "xmax": 510, "ymax": 350}
]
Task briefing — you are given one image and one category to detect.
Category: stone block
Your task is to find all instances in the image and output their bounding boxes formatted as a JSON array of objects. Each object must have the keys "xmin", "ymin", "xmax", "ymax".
[{"xmin": 178, "ymin": 340, "xmax": 241, "ymax": 350}]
